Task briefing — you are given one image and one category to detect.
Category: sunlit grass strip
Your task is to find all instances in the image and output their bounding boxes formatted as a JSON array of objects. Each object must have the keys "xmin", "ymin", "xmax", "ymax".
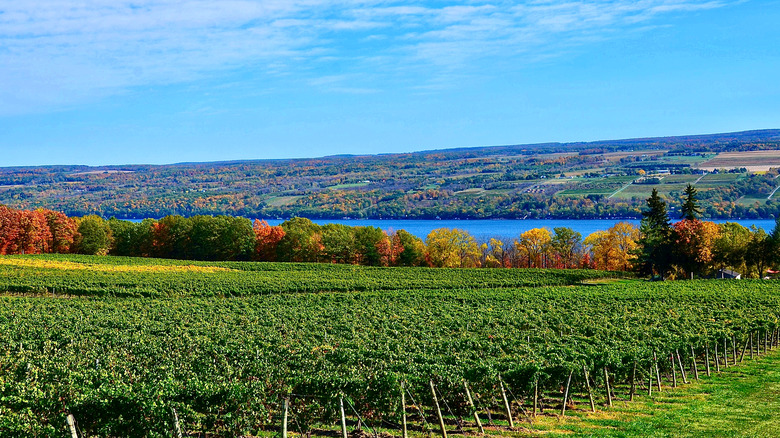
[
  {"xmin": 0, "ymin": 256, "xmax": 231, "ymax": 274},
  {"xmin": 524, "ymin": 350, "xmax": 780, "ymax": 437}
]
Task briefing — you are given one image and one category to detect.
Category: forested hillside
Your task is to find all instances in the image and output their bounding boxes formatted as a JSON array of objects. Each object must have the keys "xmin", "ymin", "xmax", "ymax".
[{"xmin": 3, "ymin": 129, "xmax": 780, "ymax": 219}]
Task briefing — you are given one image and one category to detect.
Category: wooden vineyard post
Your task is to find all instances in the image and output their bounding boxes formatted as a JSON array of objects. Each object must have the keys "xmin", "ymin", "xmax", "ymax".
[
  {"xmin": 750, "ymin": 332, "xmax": 754, "ymax": 359},
  {"xmin": 740, "ymin": 336, "xmax": 749, "ymax": 363},
  {"xmin": 604, "ymin": 367, "xmax": 613, "ymax": 407},
  {"xmin": 630, "ymin": 362, "xmax": 637, "ymax": 402},
  {"xmin": 648, "ymin": 363, "xmax": 653, "ymax": 396},
  {"xmin": 714, "ymin": 342, "xmax": 721, "ymax": 372},
  {"xmin": 498, "ymin": 376, "xmax": 514, "ymax": 428},
  {"xmin": 400, "ymin": 384, "xmax": 408, "ymax": 438},
  {"xmin": 670, "ymin": 353, "xmax": 677, "ymax": 388},
  {"xmin": 464, "ymin": 381, "xmax": 484, "ymax": 434},
  {"xmin": 653, "ymin": 351, "xmax": 662, "ymax": 392},
  {"xmin": 281, "ymin": 397, "xmax": 289, "ymax": 438},
  {"xmin": 704, "ymin": 343, "xmax": 711, "ymax": 376},
  {"xmin": 723, "ymin": 338, "xmax": 728, "ymax": 368},
  {"xmin": 676, "ymin": 350, "xmax": 689, "ymax": 384},
  {"xmin": 340, "ymin": 397, "xmax": 349, "ymax": 438},
  {"xmin": 732, "ymin": 335, "xmax": 738, "ymax": 366},
  {"xmin": 430, "ymin": 380, "xmax": 448, "ymax": 438},
  {"xmin": 172, "ymin": 408, "xmax": 183, "ymax": 438},
  {"xmin": 533, "ymin": 379, "xmax": 539, "ymax": 418},
  {"xmin": 690, "ymin": 346, "xmax": 699, "ymax": 381},
  {"xmin": 583, "ymin": 366, "xmax": 596, "ymax": 412},
  {"xmin": 561, "ymin": 370, "xmax": 573, "ymax": 417},
  {"xmin": 766, "ymin": 330, "xmax": 770, "ymax": 354},
  {"xmin": 67, "ymin": 414, "xmax": 79, "ymax": 438},
  {"xmin": 755, "ymin": 331, "xmax": 760, "ymax": 356}
]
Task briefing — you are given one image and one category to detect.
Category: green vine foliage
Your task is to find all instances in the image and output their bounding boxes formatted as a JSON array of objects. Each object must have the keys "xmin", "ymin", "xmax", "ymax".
[{"xmin": 0, "ymin": 256, "xmax": 778, "ymax": 436}]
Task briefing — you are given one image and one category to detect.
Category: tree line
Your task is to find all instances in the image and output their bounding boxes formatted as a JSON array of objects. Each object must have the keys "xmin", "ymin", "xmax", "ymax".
[
  {"xmin": 0, "ymin": 186, "xmax": 778, "ymax": 277},
  {"xmin": 635, "ymin": 184, "xmax": 780, "ymax": 279}
]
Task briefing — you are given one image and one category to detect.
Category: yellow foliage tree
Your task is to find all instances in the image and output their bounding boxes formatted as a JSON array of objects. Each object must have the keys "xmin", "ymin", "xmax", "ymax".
[
  {"xmin": 425, "ymin": 228, "xmax": 481, "ymax": 268},
  {"xmin": 515, "ymin": 227, "xmax": 552, "ymax": 268},
  {"xmin": 584, "ymin": 222, "xmax": 639, "ymax": 271}
]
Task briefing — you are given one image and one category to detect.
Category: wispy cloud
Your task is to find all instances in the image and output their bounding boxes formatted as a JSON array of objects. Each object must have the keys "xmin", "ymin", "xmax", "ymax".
[{"xmin": 0, "ymin": 0, "xmax": 738, "ymax": 114}]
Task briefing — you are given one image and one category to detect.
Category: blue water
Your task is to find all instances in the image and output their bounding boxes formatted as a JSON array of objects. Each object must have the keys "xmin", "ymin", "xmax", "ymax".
[{"xmin": 258, "ymin": 218, "xmax": 777, "ymax": 240}]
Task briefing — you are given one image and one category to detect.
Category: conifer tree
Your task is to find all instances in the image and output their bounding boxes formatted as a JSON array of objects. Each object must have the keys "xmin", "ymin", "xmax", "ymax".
[
  {"xmin": 635, "ymin": 188, "xmax": 673, "ymax": 278},
  {"xmin": 680, "ymin": 184, "xmax": 701, "ymax": 220}
]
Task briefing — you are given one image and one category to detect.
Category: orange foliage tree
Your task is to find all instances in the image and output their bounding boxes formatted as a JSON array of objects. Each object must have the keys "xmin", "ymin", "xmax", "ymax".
[
  {"xmin": 672, "ymin": 219, "xmax": 720, "ymax": 278},
  {"xmin": 253, "ymin": 220, "xmax": 286, "ymax": 262}
]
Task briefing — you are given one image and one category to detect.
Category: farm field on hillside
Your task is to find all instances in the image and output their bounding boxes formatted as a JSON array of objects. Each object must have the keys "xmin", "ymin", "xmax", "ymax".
[
  {"xmin": 699, "ymin": 150, "xmax": 780, "ymax": 172},
  {"xmin": 2, "ymin": 130, "xmax": 780, "ymax": 220},
  {"xmin": 1, "ymin": 255, "xmax": 779, "ymax": 437}
]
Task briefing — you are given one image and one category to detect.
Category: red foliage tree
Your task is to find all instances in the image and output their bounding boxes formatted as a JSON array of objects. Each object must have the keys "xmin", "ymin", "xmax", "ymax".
[
  {"xmin": 14, "ymin": 209, "xmax": 53, "ymax": 254},
  {"xmin": 0, "ymin": 206, "xmax": 21, "ymax": 255},
  {"xmin": 44, "ymin": 209, "xmax": 79, "ymax": 253}
]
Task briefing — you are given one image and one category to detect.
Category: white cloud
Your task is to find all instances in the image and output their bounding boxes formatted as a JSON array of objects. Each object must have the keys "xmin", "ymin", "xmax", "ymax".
[{"xmin": 0, "ymin": 0, "xmax": 738, "ymax": 114}]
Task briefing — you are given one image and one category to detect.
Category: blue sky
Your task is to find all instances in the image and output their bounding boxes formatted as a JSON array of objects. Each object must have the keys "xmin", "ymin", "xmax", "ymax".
[{"xmin": 1, "ymin": 0, "xmax": 779, "ymax": 166}]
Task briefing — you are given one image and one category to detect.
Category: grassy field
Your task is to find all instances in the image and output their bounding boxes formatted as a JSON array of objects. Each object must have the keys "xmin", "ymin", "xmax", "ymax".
[{"xmin": 528, "ymin": 349, "xmax": 780, "ymax": 437}]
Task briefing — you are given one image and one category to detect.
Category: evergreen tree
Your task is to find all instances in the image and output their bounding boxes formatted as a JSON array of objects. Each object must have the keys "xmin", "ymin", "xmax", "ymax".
[
  {"xmin": 769, "ymin": 216, "xmax": 780, "ymax": 270},
  {"xmin": 680, "ymin": 184, "xmax": 701, "ymax": 220},
  {"xmin": 635, "ymin": 188, "xmax": 673, "ymax": 278}
]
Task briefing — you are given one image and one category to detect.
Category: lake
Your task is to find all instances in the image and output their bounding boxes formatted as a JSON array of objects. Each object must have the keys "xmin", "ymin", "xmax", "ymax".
[{"xmin": 260, "ymin": 218, "xmax": 777, "ymax": 240}]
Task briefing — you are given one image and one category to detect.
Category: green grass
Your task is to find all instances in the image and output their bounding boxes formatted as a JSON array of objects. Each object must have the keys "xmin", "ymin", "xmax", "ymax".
[
  {"xmin": 327, "ymin": 182, "xmax": 370, "ymax": 190},
  {"xmin": 264, "ymin": 195, "xmax": 303, "ymax": 207},
  {"xmin": 657, "ymin": 174, "xmax": 700, "ymax": 184},
  {"xmin": 657, "ymin": 154, "xmax": 714, "ymax": 164},
  {"xmin": 699, "ymin": 173, "xmax": 742, "ymax": 183},
  {"xmin": 556, "ymin": 188, "xmax": 616, "ymax": 196},
  {"xmin": 738, "ymin": 195, "xmax": 767, "ymax": 206},
  {"xmin": 526, "ymin": 350, "xmax": 780, "ymax": 437}
]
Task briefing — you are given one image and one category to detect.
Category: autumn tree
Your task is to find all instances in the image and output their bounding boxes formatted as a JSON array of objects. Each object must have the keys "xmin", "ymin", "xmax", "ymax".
[
  {"xmin": 515, "ymin": 227, "xmax": 552, "ymax": 268},
  {"xmin": 376, "ymin": 230, "xmax": 401, "ymax": 267},
  {"xmin": 151, "ymin": 215, "xmax": 192, "ymax": 259},
  {"xmin": 550, "ymin": 227, "xmax": 582, "ymax": 269},
  {"xmin": 584, "ymin": 222, "xmax": 639, "ymax": 271},
  {"xmin": 44, "ymin": 209, "xmax": 78, "ymax": 253},
  {"xmin": 672, "ymin": 219, "xmax": 720, "ymax": 278},
  {"xmin": 425, "ymin": 228, "xmax": 480, "ymax": 268},
  {"xmin": 0, "ymin": 206, "xmax": 20, "ymax": 254},
  {"xmin": 15, "ymin": 209, "xmax": 53, "ymax": 255},
  {"xmin": 481, "ymin": 238, "xmax": 509, "ymax": 268},
  {"xmin": 253, "ymin": 219, "xmax": 285, "ymax": 262},
  {"xmin": 712, "ymin": 222, "xmax": 751, "ymax": 275}
]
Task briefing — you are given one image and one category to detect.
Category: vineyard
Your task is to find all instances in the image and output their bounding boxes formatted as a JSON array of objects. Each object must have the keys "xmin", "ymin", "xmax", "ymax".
[
  {"xmin": 1, "ymin": 255, "xmax": 779, "ymax": 437},
  {"xmin": 0, "ymin": 254, "xmax": 620, "ymax": 297}
]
